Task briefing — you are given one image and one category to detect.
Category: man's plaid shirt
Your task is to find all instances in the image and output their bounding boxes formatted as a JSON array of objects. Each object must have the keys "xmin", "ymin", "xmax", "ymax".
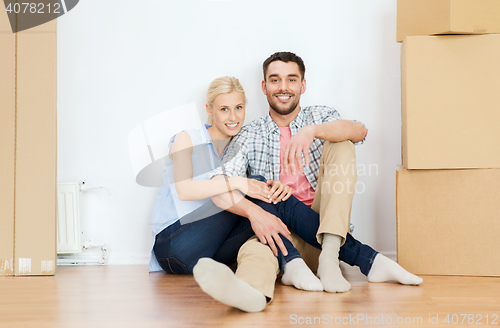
[{"xmin": 210, "ymin": 105, "xmax": 365, "ymax": 190}]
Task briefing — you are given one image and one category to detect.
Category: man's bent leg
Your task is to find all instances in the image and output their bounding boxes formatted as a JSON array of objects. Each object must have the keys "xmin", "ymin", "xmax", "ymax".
[
  {"xmin": 235, "ymin": 236, "xmax": 280, "ymax": 301},
  {"xmin": 312, "ymin": 140, "xmax": 356, "ymax": 293},
  {"xmin": 311, "ymin": 140, "xmax": 356, "ymax": 245}
]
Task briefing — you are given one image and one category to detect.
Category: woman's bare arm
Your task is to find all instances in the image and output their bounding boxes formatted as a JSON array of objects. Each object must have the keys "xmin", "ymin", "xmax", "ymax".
[{"xmin": 171, "ymin": 132, "xmax": 269, "ymax": 202}]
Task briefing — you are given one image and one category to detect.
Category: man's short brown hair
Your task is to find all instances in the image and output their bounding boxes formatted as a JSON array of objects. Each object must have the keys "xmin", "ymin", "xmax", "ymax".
[{"xmin": 262, "ymin": 52, "xmax": 306, "ymax": 81}]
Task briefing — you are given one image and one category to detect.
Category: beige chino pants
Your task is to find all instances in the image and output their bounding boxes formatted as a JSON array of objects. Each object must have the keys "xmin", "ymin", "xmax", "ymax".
[{"xmin": 235, "ymin": 140, "xmax": 357, "ymax": 300}]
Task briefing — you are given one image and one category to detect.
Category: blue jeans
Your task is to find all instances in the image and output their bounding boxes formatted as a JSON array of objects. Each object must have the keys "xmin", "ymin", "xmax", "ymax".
[
  {"xmin": 153, "ymin": 198, "xmax": 300, "ymax": 274},
  {"xmin": 153, "ymin": 175, "xmax": 377, "ymax": 275}
]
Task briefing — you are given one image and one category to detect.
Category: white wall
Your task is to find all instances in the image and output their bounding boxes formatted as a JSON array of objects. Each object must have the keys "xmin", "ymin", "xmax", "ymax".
[{"xmin": 57, "ymin": 0, "xmax": 402, "ymax": 264}]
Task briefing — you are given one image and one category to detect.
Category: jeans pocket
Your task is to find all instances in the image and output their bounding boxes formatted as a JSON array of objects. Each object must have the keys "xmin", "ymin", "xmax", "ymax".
[{"xmin": 158, "ymin": 257, "xmax": 188, "ymax": 274}]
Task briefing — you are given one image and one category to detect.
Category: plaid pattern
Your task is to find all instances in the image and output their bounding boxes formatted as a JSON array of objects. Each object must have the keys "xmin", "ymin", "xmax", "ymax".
[{"xmin": 211, "ymin": 105, "xmax": 364, "ymax": 190}]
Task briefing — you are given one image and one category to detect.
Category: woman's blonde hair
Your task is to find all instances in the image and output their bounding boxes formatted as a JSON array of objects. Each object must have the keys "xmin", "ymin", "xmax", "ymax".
[{"xmin": 206, "ymin": 76, "xmax": 246, "ymax": 125}]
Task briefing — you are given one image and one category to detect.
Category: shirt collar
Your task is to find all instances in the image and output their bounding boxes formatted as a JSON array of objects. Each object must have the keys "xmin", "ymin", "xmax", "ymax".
[
  {"xmin": 264, "ymin": 114, "xmax": 279, "ymax": 134},
  {"xmin": 203, "ymin": 124, "xmax": 229, "ymax": 159},
  {"xmin": 201, "ymin": 124, "xmax": 212, "ymax": 144},
  {"xmin": 265, "ymin": 107, "xmax": 304, "ymax": 132}
]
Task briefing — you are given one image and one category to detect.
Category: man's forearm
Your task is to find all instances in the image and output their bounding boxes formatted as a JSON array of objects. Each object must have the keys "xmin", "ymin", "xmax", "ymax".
[{"xmin": 311, "ymin": 120, "xmax": 367, "ymax": 143}]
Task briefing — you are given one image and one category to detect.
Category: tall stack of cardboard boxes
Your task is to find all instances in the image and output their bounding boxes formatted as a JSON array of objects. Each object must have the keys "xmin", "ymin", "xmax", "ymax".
[
  {"xmin": 396, "ymin": 0, "xmax": 500, "ymax": 276},
  {"xmin": 0, "ymin": 10, "xmax": 57, "ymax": 276}
]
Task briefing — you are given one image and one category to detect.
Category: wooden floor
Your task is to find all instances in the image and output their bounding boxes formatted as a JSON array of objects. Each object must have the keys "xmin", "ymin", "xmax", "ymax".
[{"xmin": 1, "ymin": 264, "xmax": 499, "ymax": 328}]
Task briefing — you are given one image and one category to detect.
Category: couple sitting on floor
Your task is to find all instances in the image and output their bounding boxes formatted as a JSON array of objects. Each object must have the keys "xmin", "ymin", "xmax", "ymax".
[{"xmin": 149, "ymin": 51, "xmax": 422, "ymax": 312}]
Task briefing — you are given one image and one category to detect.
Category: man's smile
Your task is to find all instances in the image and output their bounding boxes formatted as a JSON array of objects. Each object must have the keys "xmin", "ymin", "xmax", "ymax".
[{"xmin": 276, "ymin": 94, "xmax": 293, "ymax": 102}]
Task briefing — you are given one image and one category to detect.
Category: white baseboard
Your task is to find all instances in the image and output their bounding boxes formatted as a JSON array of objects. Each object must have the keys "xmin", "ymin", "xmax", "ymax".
[
  {"xmin": 105, "ymin": 254, "xmax": 150, "ymax": 265},
  {"xmin": 57, "ymin": 255, "xmax": 104, "ymax": 266},
  {"xmin": 57, "ymin": 253, "xmax": 150, "ymax": 266}
]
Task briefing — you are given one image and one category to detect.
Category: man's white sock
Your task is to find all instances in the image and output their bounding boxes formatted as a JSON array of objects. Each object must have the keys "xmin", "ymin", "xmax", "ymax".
[
  {"xmin": 317, "ymin": 234, "xmax": 351, "ymax": 293},
  {"xmin": 193, "ymin": 258, "xmax": 267, "ymax": 312},
  {"xmin": 281, "ymin": 258, "xmax": 323, "ymax": 291},
  {"xmin": 367, "ymin": 254, "xmax": 423, "ymax": 285}
]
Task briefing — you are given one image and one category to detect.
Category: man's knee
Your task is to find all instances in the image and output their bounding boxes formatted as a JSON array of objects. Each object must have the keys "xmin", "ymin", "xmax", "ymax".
[
  {"xmin": 323, "ymin": 140, "xmax": 355, "ymax": 159},
  {"xmin": 238, "ymin": 237, "xmax": 277, "ymax": 264}
]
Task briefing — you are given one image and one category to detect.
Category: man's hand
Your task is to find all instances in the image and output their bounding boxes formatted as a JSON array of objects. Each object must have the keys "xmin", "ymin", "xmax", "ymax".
[
  {"xmin": 282, "ymin": 125, "xmax": 315, "ymax": 175},
  {"xmin": 266, "ymin": 180, "xmax": 293, "ymax": 204},
  {"xmin": 247, "ymin": 206, "xmax": 293, "ymax": 257},
  {"xmin": 282, "ymin": 121, "xmax": 368, "ymax": 176}
]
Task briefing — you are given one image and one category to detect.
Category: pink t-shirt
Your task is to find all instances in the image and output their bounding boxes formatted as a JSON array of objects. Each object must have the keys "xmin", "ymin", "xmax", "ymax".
[{"xmin": 279, "ymin": 127, "xmax": 316, "ymax": 207}]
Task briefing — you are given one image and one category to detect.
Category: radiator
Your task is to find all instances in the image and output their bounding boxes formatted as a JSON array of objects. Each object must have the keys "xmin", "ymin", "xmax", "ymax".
[{"xmin": 56, "ymin": 182, "xmax": 82, "ymax": 254}]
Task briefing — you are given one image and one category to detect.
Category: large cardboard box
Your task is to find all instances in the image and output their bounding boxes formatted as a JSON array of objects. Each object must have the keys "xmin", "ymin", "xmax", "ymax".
[
  {"xmin": 14, "ymin": 33, "xmax": 57, "ymax": 276},
  {"xmin": 0, "ymin": 17, "xmax": 57, "ymax": 276},
  {"xmin": 396, "ymin": 169, "xmax": 500, "ymax": 276},
  {"xmin": 397, "ymin": 0, "xmax": 500, "ymax": 42},
  {"xmin": 401, "ymin": 35, "xmax": 500, "ymax": 169},
  {"xmin": 0, "ymin": 35, "xmax": 16, "ymax": 276}
]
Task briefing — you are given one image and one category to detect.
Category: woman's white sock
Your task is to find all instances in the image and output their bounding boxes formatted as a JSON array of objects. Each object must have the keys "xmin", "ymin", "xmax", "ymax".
[
  {"xmin": 281, "ymin": 258, "xmax": 323, "ymax": 291},
  {"xmin": 193, "ymin": 258, "xmax": 267, "ymax": 312},
  {"xmin": 317, "ymin": 234, "xmax": 351, "ymax": 293},
  {"xmin": 367, "ymin": 254, "xmax": 423, "ymax": 285}
]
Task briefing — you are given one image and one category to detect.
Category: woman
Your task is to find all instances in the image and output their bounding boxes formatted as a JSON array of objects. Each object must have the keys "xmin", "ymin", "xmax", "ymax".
[{"xmin": 149, "ymin": 77, "xmax": 326, "ymax": 300}]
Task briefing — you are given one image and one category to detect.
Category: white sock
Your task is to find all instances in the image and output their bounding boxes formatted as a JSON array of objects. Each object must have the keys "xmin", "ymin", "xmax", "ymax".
[
  {"xmin": 281, "ymin": 258, "xmax": 323, "ymax": 291},
  {"xmin": 367, "ymin": 254, "xmax": 423, "ymax": 285},
  {"xmin": 317, "ymin": 234, "xmax": 351, "ymax": 293},
  {"xmin": 193, "ymin": 258, "xmax": 267, "ymax": 312}
]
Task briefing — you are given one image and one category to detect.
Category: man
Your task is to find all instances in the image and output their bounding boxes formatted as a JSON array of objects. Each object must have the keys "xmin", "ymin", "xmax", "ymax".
[{"xmin": 193, "ymin": 52, "xmax": 422, "ymax": 312}]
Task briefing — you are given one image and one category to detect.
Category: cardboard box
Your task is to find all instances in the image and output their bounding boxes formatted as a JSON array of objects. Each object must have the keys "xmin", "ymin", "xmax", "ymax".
[
  {"xmin": 0, "ymin": 21, "xmax": 57, "ymax": 276},
  {"xmin": 396, "ymin": 169, "xmax": 500, "ymax": 276},
  {"xmin": 0, "ymin": 34, "xmax": 16, "ymax": 276},
  {"xmin": 401, "ymin": 35, "xmax": 500, "ymax": 169},
  {"xmin": 397, "ymin": 0, "xmax": 500, "ymax": 42},
  {"xmin": 14, "ymin": 33, "xmax": 57, "ymax": 276}
]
